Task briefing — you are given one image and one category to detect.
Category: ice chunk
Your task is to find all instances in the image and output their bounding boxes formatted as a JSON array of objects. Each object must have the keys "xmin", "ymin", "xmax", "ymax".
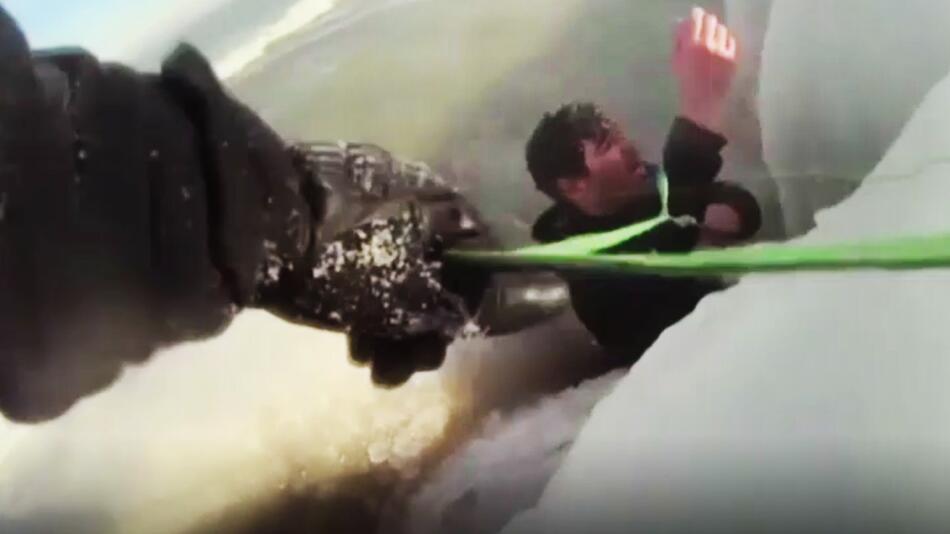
[
  {"xmin": 396, "ymin": 372, "xmax": 624, "ymax": 534},
  {"xmin": 741, "ymin": 0, "xmax": 950, "ymax": 235}
]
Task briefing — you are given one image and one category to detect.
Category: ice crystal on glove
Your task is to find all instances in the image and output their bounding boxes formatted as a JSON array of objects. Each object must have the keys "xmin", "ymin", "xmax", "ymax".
[{"xmin": 295, "ymin": 208, "xmax": 470, "ymax": 338}]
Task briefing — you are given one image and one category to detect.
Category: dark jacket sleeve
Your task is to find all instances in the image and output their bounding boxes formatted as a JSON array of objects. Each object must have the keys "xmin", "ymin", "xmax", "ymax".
[
  {"xmin": 663, "ymin": 117, "xmax": 728, "ymax": 187},
  {"xmin": 0, "ymin": 5, "xmax": 314, "ymax": 421},
  {"xmin": 0, "ymin": 7, "xmax": 153, "ymax": 421},
  {"xmin": 158, "ymin": 45, "xmax": 315, "ymax": 305},
  {"xmin": 663, "ymin": 116, "xmax": 728, "ymax": 219},
  {"xmin": 664, "ymin": 117, "xmax": 761, "ymax": 240}
]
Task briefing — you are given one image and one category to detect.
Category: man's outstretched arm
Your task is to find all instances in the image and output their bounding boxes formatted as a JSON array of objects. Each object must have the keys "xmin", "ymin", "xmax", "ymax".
[
  {"xmin": 664, "ymin": 7, "xmax": 760, "ymax": 243},
  {"xmin": 664, "ymin": 6, "xmax": 737, "ymax": 192}
]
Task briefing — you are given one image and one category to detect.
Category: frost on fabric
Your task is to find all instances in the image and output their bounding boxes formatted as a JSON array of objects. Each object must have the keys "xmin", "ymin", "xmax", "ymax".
[{"xmin": 296, "ymin": 210, "xmax": 470, "ymax": 338}]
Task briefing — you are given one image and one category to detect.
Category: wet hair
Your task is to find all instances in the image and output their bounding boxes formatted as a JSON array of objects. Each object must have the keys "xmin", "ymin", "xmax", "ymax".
[{"xmin": 525, "ymin": 102, "xmax": 608, "ymax": 199}]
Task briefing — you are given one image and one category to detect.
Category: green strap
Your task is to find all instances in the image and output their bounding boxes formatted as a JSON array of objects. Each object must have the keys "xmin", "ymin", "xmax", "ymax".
[
  {"xmin": 448, "ymin": 171, "xmax": 950, "ymax": 276},
  {"xmin": 450, "ymin": 234, "xmax": 950, "ymax": 276},
  {"xmin": 513, "ymin": 171, "xmax": 694, "ymax": 257}
]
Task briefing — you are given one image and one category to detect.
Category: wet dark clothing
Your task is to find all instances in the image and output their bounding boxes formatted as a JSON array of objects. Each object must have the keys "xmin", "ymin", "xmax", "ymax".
[
  {"xmin": 532, "ymin": 118, "xmax": 762, "ymax": 363},
  {"xmin": 0, "ymin": 6, "xmax": 488, "ymax": 421}
]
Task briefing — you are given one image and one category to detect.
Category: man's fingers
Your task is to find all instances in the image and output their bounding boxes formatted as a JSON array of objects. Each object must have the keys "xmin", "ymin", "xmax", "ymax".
[
  {"xmin": 714, "ymin": 25, "xmax": 737, "ymax": 61},
  {"xmin": 689, "ymin": 6, "xmax": 738, "ymax": 61},
  {"xmin": 674, "ymin": 16, "xmax": 693, "ymax": 56},
  {"xmin": 691, "ymin": 6, "xmax": 705, "ymax": 43},
  {"xmin": 704, "ymin": 13, "xmax": 720, "ymax": 52},
  {"xmin": 715, "ymin": 25, "xmax": 729, "ymax": 55},
  {"xmin": 723, "ymin": 35, "xmax": 737, "ymax": 60}
]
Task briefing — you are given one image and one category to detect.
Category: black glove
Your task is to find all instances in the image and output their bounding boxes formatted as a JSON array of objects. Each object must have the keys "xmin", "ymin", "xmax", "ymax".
[
  {"xmin": 347, "ymin": 331, "xmax": 450, "ymax": 386},
  {"xmin": 260, "ymin": 188, "xmax": 490, "ymax": 385},
  {"xmin": 300, "ymin": 205, "xmax": 472, "ymax": 338}
]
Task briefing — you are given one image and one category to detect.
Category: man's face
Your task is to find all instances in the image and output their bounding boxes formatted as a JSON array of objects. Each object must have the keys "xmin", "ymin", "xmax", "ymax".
[{"xmin": 566, "ymin": 118, "xmax": 651, "ymax": 214}]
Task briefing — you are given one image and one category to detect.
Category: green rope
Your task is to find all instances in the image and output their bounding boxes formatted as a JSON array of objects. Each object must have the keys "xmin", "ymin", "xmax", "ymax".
[
  {"xmin": 448, "ymin": 171, "xmax": 950, "ymax": 276},
  {"xmin": 449, "ymin": 234, "xmax": 950, "ymax": 277},
  {"xmin": 512, "ymin": 170, "xmax": 694, "ymax": 257}
]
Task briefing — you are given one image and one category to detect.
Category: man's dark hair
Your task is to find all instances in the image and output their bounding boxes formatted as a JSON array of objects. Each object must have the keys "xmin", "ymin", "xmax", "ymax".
[{"xmin": 525, "ymin": 102, "xmax": 608, "ymax": 199}]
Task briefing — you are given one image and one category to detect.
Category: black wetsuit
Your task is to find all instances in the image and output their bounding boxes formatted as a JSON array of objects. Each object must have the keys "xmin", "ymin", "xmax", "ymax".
[
  {"xmin": 532, "ymin": 118, "xmax": 762, "ymax": 365},
  {"xmin": 0, "ymin": 6, "xmax": 489, "ymax": 421}
]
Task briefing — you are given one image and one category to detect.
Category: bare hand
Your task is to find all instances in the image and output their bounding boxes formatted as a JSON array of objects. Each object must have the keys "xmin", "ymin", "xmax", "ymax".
[
  {"xmin": 672, "ymin": 7, "xmax": 738, "ymax": 133},
  {"xmin": 701, "ymin": 203, "xmax": 743, "ymax": 241}
]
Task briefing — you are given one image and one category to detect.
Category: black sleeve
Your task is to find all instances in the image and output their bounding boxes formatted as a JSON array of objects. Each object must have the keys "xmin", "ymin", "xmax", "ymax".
[
  {"xmin": 663, "ymin": 117, "xmax": 728, "ymax": 186},
  {"xmin": 0, "ymin": 7, "xmax": 159, "ymax": 421},
  {"xmin": 0, "ymin": 5, "xmax": 316, "ymax": 421},
  {"xmin": 661, "ymin": 117, "xmax": 761, "ymax": 240},
  {"xmin": 158, "ymin": 44, "xmax": 316, "ymax": 305},
  {"xmin": 663, "ymin": 117, "xmax": 728, "ymax": 219}
]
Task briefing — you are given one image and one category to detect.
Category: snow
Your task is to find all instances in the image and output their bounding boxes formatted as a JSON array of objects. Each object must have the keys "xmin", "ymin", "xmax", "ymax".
[
  {"xmin": 499, "ymin": 5, "xmax": 950, "ymax": 533},
  {"xmin": 395, "ymin": 372, "xmax": 624, "ymax": 534},
  {"xmin": 0, "ymin": 311, "xmax": 458, "ymax": 534}
]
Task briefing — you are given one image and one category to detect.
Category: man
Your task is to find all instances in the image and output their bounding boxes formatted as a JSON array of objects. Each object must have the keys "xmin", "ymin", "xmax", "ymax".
[
  {"xmin": 0, "ymin": 6, "xmax": 504, "ymax": 422},
  {"xmin": 525, "ymin": 9, "xmax": 762, "ymax": 365}
]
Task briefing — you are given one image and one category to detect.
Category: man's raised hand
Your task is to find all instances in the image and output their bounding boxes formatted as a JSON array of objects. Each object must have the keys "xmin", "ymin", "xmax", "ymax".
[{"xmin": 673, "ymin": 7, "xmax": 739, "ymax": 133}]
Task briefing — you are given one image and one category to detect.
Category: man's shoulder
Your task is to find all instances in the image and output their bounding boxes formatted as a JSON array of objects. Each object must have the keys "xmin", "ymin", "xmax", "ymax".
[{"xmin": 531, "ymin": 203, "xmax": 570, "ymax": 243}]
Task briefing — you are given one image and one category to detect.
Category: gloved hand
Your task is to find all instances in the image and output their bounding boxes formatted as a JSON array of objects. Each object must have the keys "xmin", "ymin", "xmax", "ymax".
[
  {"xmin": 304, "ymin": 201, "xmax": 474, "ymax": 338},
  {"xmin": 261, "ymin": 187, "xmax": 491, "ymax": 385}
]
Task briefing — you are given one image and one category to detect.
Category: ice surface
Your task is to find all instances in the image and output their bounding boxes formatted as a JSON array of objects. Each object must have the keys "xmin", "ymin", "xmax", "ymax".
[
  {"xmin": 394, "ymin": 372, "xmax": 624, "ymax": 534},
  {"xmin": 499, "ymin": 17, "xmax": 950, "ymax": 534},
  {"xmin": 746, "ymin": 0, "xmax": 950, "ymax": 236},
  {"xmin": 0, "ymin": 311, "xmax": 457, "ymax": 534},
  {"xmin": 0, "ymin": 312, "xmax": 603, "ymax": 534}
]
